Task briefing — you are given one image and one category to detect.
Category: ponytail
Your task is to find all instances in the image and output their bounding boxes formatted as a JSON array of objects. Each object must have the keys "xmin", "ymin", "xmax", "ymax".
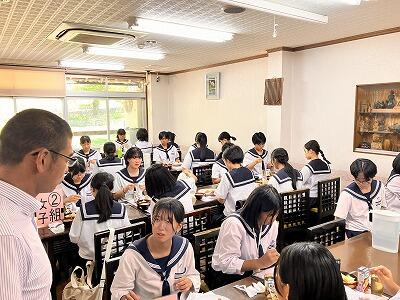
[
  {"xmin": 319, "ymin": 149, "xmax": 331, "ymax": 165},
  {"xmin": 91, "ymin": 172, "xmax": 115, "ymax": 223},
  {"xmin": 304, "ymin": 140, "xmax": 330, "ymax": 164},
  {"xmin": 271, "ymin": 147, "xmax": 298, "ymax": 190},
  {"xmin": 283, "ymin": 163, "xmax": 298, "ymax": 190},
  {"xmin": 196, "ymin": 132, "xmax": 208, "ymax": 162}
]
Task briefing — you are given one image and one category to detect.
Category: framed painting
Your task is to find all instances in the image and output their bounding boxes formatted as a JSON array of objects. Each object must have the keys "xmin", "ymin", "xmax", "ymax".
[{"xmin": 205, "ymin": 72, "xmax": 220, "ymax": 100}]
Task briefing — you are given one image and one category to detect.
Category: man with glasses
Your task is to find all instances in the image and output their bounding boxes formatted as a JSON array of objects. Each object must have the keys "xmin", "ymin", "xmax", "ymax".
[{"xmin": 0, "ymin": 109, "xmax": 73, "ymax": 300}]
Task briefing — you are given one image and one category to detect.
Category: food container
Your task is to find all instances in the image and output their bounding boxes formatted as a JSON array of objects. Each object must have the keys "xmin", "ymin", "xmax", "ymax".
[
  {"xmin": 371, "ymin": 210, "xmax": 400, "ymax": 253},
  {"xmin": 137, "ymin": 200, "xmax": 151, "ymax": 211}
]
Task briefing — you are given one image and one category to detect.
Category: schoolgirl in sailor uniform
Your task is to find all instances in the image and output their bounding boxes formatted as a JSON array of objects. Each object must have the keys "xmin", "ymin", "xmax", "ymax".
[
  {"xmin": 268, "ymin": 148, "xmax": 303, "ymax": 193},
  {"xmin": 115, "ymin": 128, "xmax": 132, "ymax": 156},
  {"xmin": 386, "ymin": 153, "xmax": 400, "ymax": 212},
  {"xmin": 135, "ymin": 128, "xmax": 153, "ymax": 154},
  {"xmin": 299, "ymin": 140, "xmax": 332, "ymax": 206},
  {"xmin": 145, "ymin": 164, "xmax": 197, "ymax": 214},
  {"xmin": 74, "ymin": 136, "xmax": 102, "ymax": 173},
  {"xmin": 187, "ymin": 132, "xmax": 201, "ymax": 154},
  {"xmin": 113, "ymin": 147, "xmax": 145, "ymax": 205},
  {"xmin": 61, "ymin": 156, "xmax": 93, "ymax": 207},
  {"xmin": 182, "ymin": 132, "xmax": 215, "ymax": 170},
  {"xmin": 334, "ymin": 159, "xmax": 386, "ymax": 238},
  {"xmin": 93, "ymin": 142, "xmax": 124, "ymax": 177},
  {"xmin": 111, "ymin": 198, "xmax": 200, "ymax": 300},
  {"xmin": 153, "ymin": 131, "xmax": 179, "ymax": 164},
  {"xmin": 211, "ymin": 186, "xmax": 280, "ymax": 289},
  {"xmin": 243, "ymin": 132, "xmax": 270, "ymax": 176},
  {"xmin": 215, "ymin": 145, "xmax": 256, "ymax": 217},
  {"xmin": 216, "ymin": 131, "xmax": 236, "ymax": 160},
  {"xmin": 212, "ymin": 142, "xmax": 233, "ymax": 184},
  {"xmin": 69, "ymin": 172, "xmax": 131, "ymax": 261}
]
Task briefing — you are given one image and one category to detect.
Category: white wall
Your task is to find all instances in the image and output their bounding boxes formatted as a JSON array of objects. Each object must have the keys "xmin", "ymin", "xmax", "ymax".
[
  {"xmin": 287, "ymin": 33, "xmax": 400, "ymax": 177},
  {"xmin": 167, "ymin": 57, "xmax": 269, "ymax": 154}
]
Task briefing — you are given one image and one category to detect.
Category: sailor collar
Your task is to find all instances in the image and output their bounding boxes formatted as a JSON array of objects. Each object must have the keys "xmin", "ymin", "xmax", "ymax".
[
  {"xmin": 387, "ymin": 170, "xmax": 400, "ymax": 185},
  {"xmin": 62, "ymin": 173, "xmax": 92, "ymax": 193},
  {"xmin": 156, "ymin": 144, "xmax": 174, "ymax": 152},
  {"xmin": 115, "ymin": 139, "xmax": 128, "ymax": 145},
  {"xmin": 117, "ymin": 167, "xmax": 145, "ymax": 184},
  {"xmin": 305, "ymin": 159, "xmax": 331, "ymax": 174},
  {"xmin": 96, "ymin": 157, "xmax": 124, "ymax": 168},
  {"xmin": 225, "ymin": 167, "xmax": 255, "ymax": 188},
  {"xmin": 247, "ymin": 148, "xmax": 268, "ymax": 159},
  {"xmin": 343, "ymin": 180, "xmax": 382, "ymax": 203},
  {"xmin": 80, "ymin": 199, "xmax": 125, "ymax": 220},
  {"xmin": 272, "ymin": 169, "xmax": 303, "ymax": 184},
  {"xmin": 190, "ymin": 148, "xmax": 215, "ymax": 162},
  {"xmin": 215, "ymin": 159, "xmax": 228, "ymax": 171},
  {"xmin": 76, "ymin": 149, "xmax": 98, "ymax": 160},
  {"xmin": 160, "ymin": 180, "xmax": 191, "ymax": 200}
]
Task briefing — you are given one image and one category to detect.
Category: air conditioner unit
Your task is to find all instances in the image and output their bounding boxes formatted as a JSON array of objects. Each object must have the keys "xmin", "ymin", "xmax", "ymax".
[{"xmin": 47, "ymin": 22, "xmax": 147, "ymax": 46}]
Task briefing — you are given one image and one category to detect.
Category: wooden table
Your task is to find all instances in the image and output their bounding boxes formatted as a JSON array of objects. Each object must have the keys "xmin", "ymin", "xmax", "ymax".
[{"xmin": 328, "ymin": 232, "xmax": 400, "ymax": 283}]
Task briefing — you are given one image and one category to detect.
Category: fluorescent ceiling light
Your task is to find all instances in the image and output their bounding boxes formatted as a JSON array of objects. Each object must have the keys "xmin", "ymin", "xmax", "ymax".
[
  {"xmin": 59, "ymin": 60, "xmax": 124, "ymax": 70},
  {"xmin": 131, "ymin": 18, "xmax": 233, "ymax": 43},
  {"xmin": 218, "ymin": 0, "xmax": 328, "ymax": 24},
  {"xmin": 84, "ymin": 46, "xmax": 165, "ymax": 60}
]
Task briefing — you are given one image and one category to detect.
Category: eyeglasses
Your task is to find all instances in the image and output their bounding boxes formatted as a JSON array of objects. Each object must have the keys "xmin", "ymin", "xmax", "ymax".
[
  {"xmin": 48, "ymin": 150, "xmax": 77, "ymax": 167},
  {"xmin": 355, "ymin": 177, "xmax": 371, "ymax": 185}
]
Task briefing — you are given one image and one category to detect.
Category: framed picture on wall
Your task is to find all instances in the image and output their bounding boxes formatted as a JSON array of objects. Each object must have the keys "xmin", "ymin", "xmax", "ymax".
[{"xmin": 205, "ymin": 72, "xmax": 220, "ymax": 100}]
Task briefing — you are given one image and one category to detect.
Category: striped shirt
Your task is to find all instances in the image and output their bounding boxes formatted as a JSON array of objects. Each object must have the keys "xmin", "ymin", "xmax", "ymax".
[{"xmin": 0, "ymin": 180, "xmax": 52, "ymax": 300}]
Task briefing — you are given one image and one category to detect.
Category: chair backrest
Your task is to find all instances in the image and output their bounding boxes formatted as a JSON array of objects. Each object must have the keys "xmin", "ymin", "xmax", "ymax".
[
  {"xmin": 93, "ymin": 221, "xmax": 146, "ymax": 284},
  {"xmin": 181, "ymin": 207, "xmax": 212, "ymax": 239},
  {"xmin": 193, "ymin": 164, "xmax": 213, "ymax": 186},
  {"xmin": 279, "ymin": 189, "xmax": 310, "ymax": 230},
  {"xmin": 307, "ymin": 218, "xmax": 346, "ymax": 246},
  {"xmin": 104, "ymin": 256, "xmax": 120, "ymax": 300},
  {"xmin": 317, "ymin": 177, "xmax": 340, "ymax": 220},
  {"xmin": 193, "ymin": 228, "xmax": 220, "ymax": 275}
]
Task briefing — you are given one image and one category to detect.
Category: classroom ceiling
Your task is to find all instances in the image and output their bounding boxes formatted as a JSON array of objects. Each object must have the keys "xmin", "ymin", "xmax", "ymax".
[{"xmin": 0, "ymin": 0, "xmax": 398, "ymax": 73}]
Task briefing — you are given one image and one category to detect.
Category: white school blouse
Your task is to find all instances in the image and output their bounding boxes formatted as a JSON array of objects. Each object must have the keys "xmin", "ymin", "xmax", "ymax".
[
  {"xmin": 334, "ymin": 180, "xmax": 386, "ymax": 232},
  {"xmin": 386, "ymin": 171, "xmax": 400, "ymax": 212},
  {"xmin": 268, "ymin": 168, "xmax": 303, "ymax": 194},
  {"xmin": 135, "ymin": 140, "xmax": 153, "ymax": 154},
  {"xmin": 299, "ymin": 158, "xmax": 331, "ymax": 197},
  {"xmin": 69, "ymin": 200, "xmax": 131, "ymax": 260},
  {"xmin": 215, "ymin": 167, "xmax": 256, "ymax": 217},
  {"xmin": 243, "ymin": 148, "xmax": 269, "ymax": 176},
  {"xmin": 212, "ymin": 213, "xmax": 278, "ymax": 276},
  {"xmin": 61, "ymin": 173, "xmax": 94, "ymax": 206},
  {"xmin": 113, "ymin": 168, "xmax": 145, "ymax": 204},
  {"xmin": 182, "ymin": 147, "xmax": 215, "ymax": 170},
  {"xmin": 153, "ymin": 144, "xmax": 179, "ymax": 164},
  {"xmin": 115, "ymin": 139, "xmax": 132, "ymax": 153},
  {"xmin": 74, "ymin": 149, "xmax": 102, "ymax": 173},
  {"xmin": 92, "ymin": 157, "xmax": 125, "ymax": 178},
  {"xmin": 212, "ymin": 159, "xmax": 229, "ymax": 180},
  {"xmin": 187, "ymin": 143, "xmax": 197, "ymax": 154},
  {"xmin": 111, "ymin": 235, "xmax": 200, "ymax": 300}
]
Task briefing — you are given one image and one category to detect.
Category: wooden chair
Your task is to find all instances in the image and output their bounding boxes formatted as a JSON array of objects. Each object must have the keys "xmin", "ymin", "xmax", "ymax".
[
  {"xmin": 181, "ymin": 207, "xmax": 212, "ymax": 241},
  {"xmin": 312, "ymin": 177, "xmax": 340, "ymax": 224},
  {"xmin": 93, "ymin": 221, "xmax": 146, "ymax": 284},
  {"xmin": 307, "ymin": 218, "xmax": 346, "ymax": 246},
  {"xmin": 193, "ymin": 164, "xmax": 213, "ymax": 187},
  {"xmin": 277, "ymin": 189, "xmax": 310, "ymax": 251},
  {"xmin": 103, "ymin": 257, "xmax": 120, "ymax": 300}
]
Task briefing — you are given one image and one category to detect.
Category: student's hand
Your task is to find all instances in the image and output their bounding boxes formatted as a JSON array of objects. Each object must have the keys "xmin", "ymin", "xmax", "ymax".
[
  {"xmin": 370, "ymin": 266, "xmax": 400, "ymax": 295},
  {"xmin": 121, "ymin": 290, "xmax": 140, "ymax": 300},
  {"xmin": 255, "ymin": 157, "xmax": 263, "ymax": 164},
  {"xmin": 126, "ymin": 184, "xmax": 136, "ymax": 191},
  {"xmin": 175, "ymin": 158, "xmax": 180, "ymax": 163},
  {"xmin": 258, "ymin": 249, "xmax": 280, "ymax": 269},
  {"xmin": 89, "ymin": 159, "xmax": 96, "ymax": 165},
  {"xmin": 64, "ymin": 195, "xmax": 81, "ymax": 203},
  {"xmin": 174, "ymin": 277, "xmax": 193, "ymax": 292}
]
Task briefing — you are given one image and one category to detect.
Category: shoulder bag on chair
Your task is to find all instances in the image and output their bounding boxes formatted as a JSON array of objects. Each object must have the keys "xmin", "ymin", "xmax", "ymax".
[{"xmin": 62, "ymin": 227, "xmax": 116, "ymax": 300}]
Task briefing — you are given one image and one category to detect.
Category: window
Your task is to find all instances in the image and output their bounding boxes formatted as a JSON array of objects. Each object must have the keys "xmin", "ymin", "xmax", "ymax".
[{"xmin": 16, "ymin": 97, "xmax": 64, "ymax": 118}]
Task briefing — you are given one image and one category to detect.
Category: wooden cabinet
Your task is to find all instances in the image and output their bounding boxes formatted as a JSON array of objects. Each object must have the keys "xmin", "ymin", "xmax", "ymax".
[{"xmin": 354, "ymin": 83, "xmax": 400, "ymax": 156}]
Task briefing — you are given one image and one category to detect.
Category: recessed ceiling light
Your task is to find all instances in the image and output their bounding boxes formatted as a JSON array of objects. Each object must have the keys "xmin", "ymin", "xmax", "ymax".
[
  {"xmin": 83, "ymin": 46, "xmax": 165, "ymax": 60},
  {"xmin": 222, "ymin": 5, "xmax": 246, "ymax": 14},
  {"xmin": 59, "ymin": 60, "xmax": 124, "ymax": 71}
]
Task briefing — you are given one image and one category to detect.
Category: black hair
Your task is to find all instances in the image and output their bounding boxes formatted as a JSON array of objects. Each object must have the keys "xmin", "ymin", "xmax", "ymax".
[
  {"xmin": 275, "ymin": 242, "xmax": 347, "ymax": 300},
  {"xmin": 136, "ymin": 128, "xmax": 149, "ymax": 142},
  {"xmin": 68, "ymin": 156, "xmax": 86, "ymax": 176},
  {"xmin": 90, "ymin": 172, "xmax": 115, "ymax": 223},
  {"xmin": 194, "ymin": 132, "xmax": 202, "ymax": 143},
  {"xmin": 152, "ymin": 197, "xmax": 185, "ymax": 225},
  {"xmin": 158, "ymin": 131, "xmax": 169, "ymax": 140},
  {"xmin": 304, "ymin": 140, "xmax": 331, "ymax": 164},
  {"xmin": 271, "ymin": 148, "xmax": 297, "ymax": 190},
  {"xmin": 350, "ymin": 158, "xmax": 377, "ymax": 181},
  {"xmin": 221, "ymin": 142, "xmax": 234, "ymax": 153},
  {"xmin": 0, "ymin": 109, "xmax": 72, "ymax": 165},
  {"xmin": 240, "ymin": 185, "xmax": 281, "ymax": 230},
  {"xmin": 103, "ymin": 142, "xmax": 116, "ymax": 161},
  {"xmin": 145, "ymin": 164, "xmax": 177, "ymax": 198},
  {"xmin": 223, "ymin": 145, "xmax": 244, "ymax": 164},
  {"xmin": 218, "ymin": 131, "xmax": 236, "ymax": 142},
  {"xmin": 196, "ymin": 132, "xmax": 208, "ymax": 162},
  {"xmin": 168, "ymin": 131, "xmax": 176, "ymax": 143},
  {"xmin": 252, "ymin": 132, "xmax": 266, "ymax": 145},
  {"xmin": 80, "ymin": 136, "xmax": 91, "ymax": 144},
  {"xmin": 116, "ymin": 128, "xmax": 126, "ymax": 137},
  {"xmin": 392, "ymin": 153, "xmax": 400, "ymax": 175},
  {"xmin": 124, "ymin": 147, "xmax": 143, "ymax": 167}
]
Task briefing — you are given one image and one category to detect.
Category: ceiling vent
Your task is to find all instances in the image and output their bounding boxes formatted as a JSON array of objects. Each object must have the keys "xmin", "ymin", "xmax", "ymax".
[{"xmin": 47, "ymin": 22, "xmax": 147, "ymax": 46}]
